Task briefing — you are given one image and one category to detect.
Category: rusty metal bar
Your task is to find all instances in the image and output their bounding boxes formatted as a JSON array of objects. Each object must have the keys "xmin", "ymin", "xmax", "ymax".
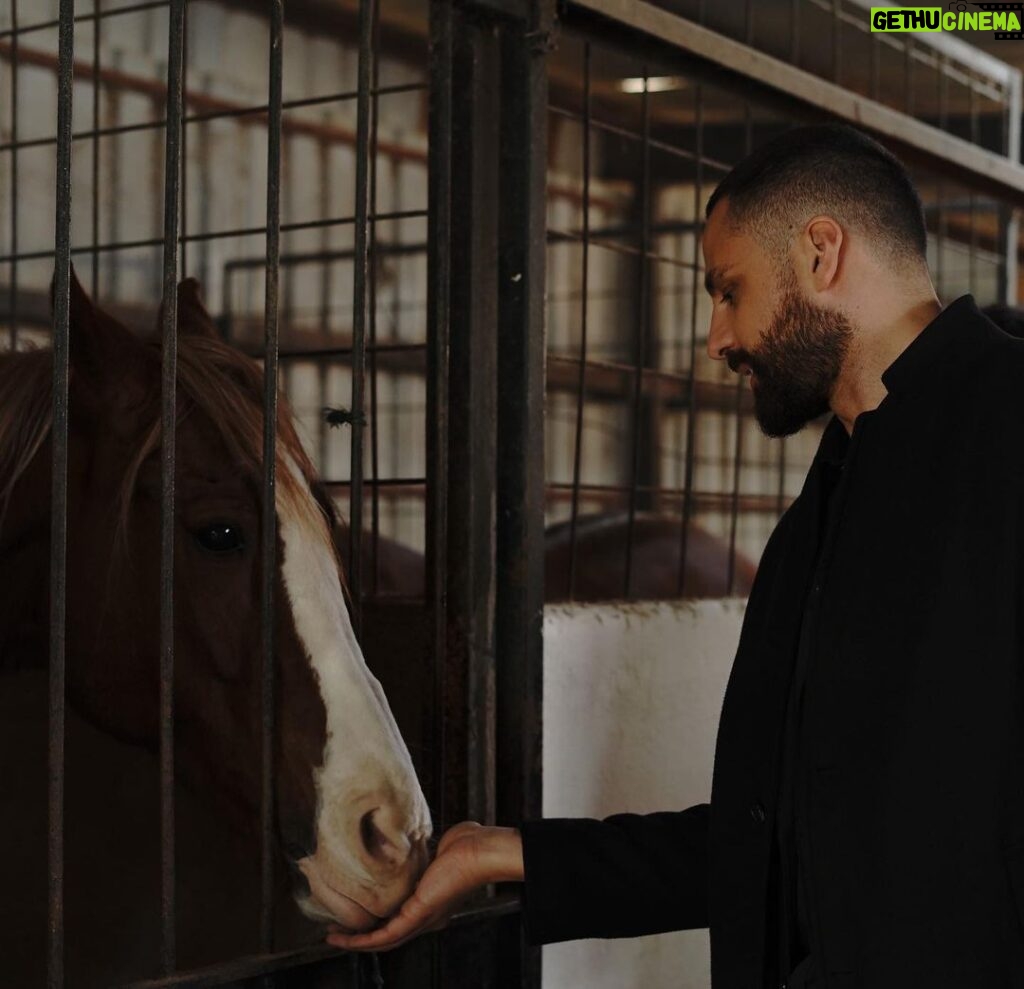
[
  {"xmin": 678, "ymin": 82, "xmax": 703, "ymax": 596},
  {"xmin": 0, "ymin": 209, "xmax": 428, "ymax": 264},
  {"xmin": 91, "ymin": 0, "xmax": 100, "ymax": 296},
  {"xmin": 259, "ymin": 0, "xmax": 284, "ymax": 956},
  {"xmin": 369, "ymin": 0, "xmax": 382, "ymax": 600},
  {"xmin": 495, "ymin": 10, "xmax": 550, "ymax": 985},
  {"xmin": 0, "ymin": 0, "xmax": 168, "ymax": 41},
  {"xmin": 566, "ymin": 40, "xmax": 591, "ymax": 602},
  {"xmin": 546, "ymin": 481, "xmax": 791, "ymax": 515},
  {"xmin": 7, "ymin": 0, "xmax": 17, "ymax": 349},
  {"xmin": 791, "ymin": 0, "xmax": 800, "ymax": 65},
  {"xmin": 623, "ymin": 68, "xmax": 651, "ymax": 599},
  {"xmin": 832, "ymin": 0, "xmax": 841, "ymax": 85},
  {"xmin": 181, "ymin": 1, "xmax": 188, "ymax": 277},
  {"xmin": 158, "ymin": 0, "xmax": 186, "ymax": 974},
  {"xmin": 547, "ymin": 103, "xmax": 730, "ymax": 173},
  {"xmin": 48, "ymin": 2, "xmax": 75, "ymax": 984},
  {"xmin": 348, "ymin": 0, "xmax": 378, "ymax": 638},
  {"xmin": 426, "ymin": 3, "xmax": 454, "ymax": 985},
  {"xmin": 548, "ymin": 226, "xmax": 700, "ymax": 272},
  {"xmin": 0, "ymin": 41, "xmax": 426, "ymax": 161},
  {"xmin": 727, "ymin": 105, "xmax": 753, "ymax": 596}
]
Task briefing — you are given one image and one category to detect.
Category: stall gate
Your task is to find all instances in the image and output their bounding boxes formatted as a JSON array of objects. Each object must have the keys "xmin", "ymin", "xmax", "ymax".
[{"xmin": 1, "ymin": 0, "xmax": 1023, "ymax": 986}]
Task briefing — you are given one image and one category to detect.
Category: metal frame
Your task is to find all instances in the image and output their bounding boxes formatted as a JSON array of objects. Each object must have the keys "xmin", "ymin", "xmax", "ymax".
[{"xmin": 571, "ymin": 0, "xmax": 1024, "ymax": 207}]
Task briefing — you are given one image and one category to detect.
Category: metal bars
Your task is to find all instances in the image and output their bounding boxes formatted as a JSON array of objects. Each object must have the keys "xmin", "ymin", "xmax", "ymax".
[
  {"xmin": 157, "ymin": 0, "xmax": 186, "ymax": 973},
  {"xmin": 565, "ymin": 41, "xmax": 591, "ymax": 601},
  {"xmin": 48, "ymin": 6, "xmax": 75, "ymax": 986},
  {"xmin": 7, "ymin": 0, "xmax": 17, "ymax": 350},
  {"xmin": 348, "ymin": 0, "xmax": 378, "ymax": 638},
  {"xmin": 623, "ymin": 69, "xmax": 651, "ymax": 599},
  {"xmin": 259, "ymin": 0, "xmax": 284, "ymax": 956}
]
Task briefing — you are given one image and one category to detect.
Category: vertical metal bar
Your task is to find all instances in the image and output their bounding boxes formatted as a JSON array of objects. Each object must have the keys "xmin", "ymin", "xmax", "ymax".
[
  {"xmin": 790, "ymin": 0, "xmax": 800, "ymax": 67},
  {"xmin": 180, "ymin": 1, "xmax": 188, "ymax": 277},
  {"xmin": 369, "ymin": 0, "xmax": 382, "ymax": 599},
  {"xmin": 566, "ymin": 41, "xmax": 591, "ymax": 602},
  {"xmin": 776, "ymin": 437, "xmax": 787, "ymax": 518},
  {"xmin": 197, "ymin": 73, "xmax": 212, "ymax": 289},
  {"xmin": 727, "ymin": 106, "xmax": 753, "ymax": 597},
  {"xmin": 349, "ymin": 0, "xmax": 377, "ymax": 639},
  {"xmin": 969, "ymin": 78, "xmax": 978, "ymax": 293},
  {"xmin": 832, "ymin": 0, "xmax": 841, "ymax": 85},
  {"xmin": 623, "ymin": 69, "xmax": 650, "ymax": 600},
  {"xmin": 260, "ymin": 0, "xmax": 284, "ymax": 956},
  {"xmin": 870, "ymin": 16, "xmax": 880, "ymax": 103},
  {"xmin": 8, "ymin": 0, "xmax": 17, "ymax": 349},
  {"xmin": 937, "ymin": 54, "xmax": 948, "ymax": 299},
  {"xmin": 496, "ymin": 9, "xmax": 550, "ymax": 986},
  {"xmin": 446, "ymin": 10, "xmax": 500, "ymax": 843},
  {"xmin": 1002, "ymin": 70, "xmax": 1021, "ymax": 305},
  {"xmin": 426, "ymin": 6, "xmax": 453, "ymax": 986},
  {"xmin": 106, "ymin": 56, "xmax": 121, "ymax": 299},
  {"xmin": 151, "ymin": 95, "xmax": 163, "ymax": 300},
  {"xmin": 904, "ymin": 36, "xmax": 913, "ymax": 116},
  {"xmin": 158, "ymin": 0, "xmax": 186, "ymax": 974},
  {"xmin": 91, "ymin": 0, "xmax": 100, "ymax": 297},
  {"xmin": 678, "ymin": 84, "xmax": 703, "ymax": 597},
  {"xmin": 48, "ymin": 3, "xmax": 75, "ymax": 984},
  {"xmin": 318, "ymin": 138, "xmax": 331, "ymax": 472},
  {"xmin": 745, "ymin": 0, "xmax": 754, "ymax": 45}
]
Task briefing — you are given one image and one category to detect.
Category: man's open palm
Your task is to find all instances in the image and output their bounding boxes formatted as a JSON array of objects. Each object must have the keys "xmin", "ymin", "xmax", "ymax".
[{"xmin": 326, "ymin": 822, "xmax": 518, "ymax": 952}]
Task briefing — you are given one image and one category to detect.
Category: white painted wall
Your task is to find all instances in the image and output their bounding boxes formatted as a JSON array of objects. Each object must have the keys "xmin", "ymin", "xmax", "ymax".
[{"xmin": 541, "ymin": 599, "xmax": 747, "ymax": 989}]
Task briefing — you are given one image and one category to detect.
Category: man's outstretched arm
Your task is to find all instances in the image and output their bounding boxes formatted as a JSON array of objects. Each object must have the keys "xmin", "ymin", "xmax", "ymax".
[{"xmin": 326, "ymin": 804, "xmax": 709, "ymax": 952}]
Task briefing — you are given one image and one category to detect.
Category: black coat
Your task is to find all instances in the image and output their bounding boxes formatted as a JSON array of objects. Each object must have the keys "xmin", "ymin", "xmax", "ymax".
[{"xmin": 520, "ymin": 296, "xmax": 1024, "ymax": 988}]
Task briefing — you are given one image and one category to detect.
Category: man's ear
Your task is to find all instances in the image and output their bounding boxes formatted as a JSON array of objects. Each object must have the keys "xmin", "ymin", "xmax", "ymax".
[
  {"xmin": 54, "ymin": 265, "xmax": 150, "ymax": 416},
  {"xmin": 801, "ymin": 215, "xmax": 843, "ymax": 291},
  {"xmin": 157, "ymin": 277, "xmax": 221, "ymax": 341}
]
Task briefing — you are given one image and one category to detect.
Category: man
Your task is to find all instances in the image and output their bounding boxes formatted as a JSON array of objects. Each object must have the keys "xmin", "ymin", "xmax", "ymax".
[{"xmin": 327, "ymin": 125, "xmax": 1024, "ymax": 988}]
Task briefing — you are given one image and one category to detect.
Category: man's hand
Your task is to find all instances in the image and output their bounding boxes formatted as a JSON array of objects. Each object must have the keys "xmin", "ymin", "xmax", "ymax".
[{"xmin": 325, "ymin": 822, "xmax": 524, "ymax": 952}]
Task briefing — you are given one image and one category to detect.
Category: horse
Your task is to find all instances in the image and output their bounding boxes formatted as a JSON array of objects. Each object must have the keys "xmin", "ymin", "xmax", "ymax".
[
  {"xmin": 0, "ymin": 274, "xmax": 431, "ymax": 985},
  {"xmin": 544, "ymin": 512, "xmax": 757, "ymax": 602},
  {"xmin": 337, "ymin": 514, "xmax": 756, "ymax": 605}
]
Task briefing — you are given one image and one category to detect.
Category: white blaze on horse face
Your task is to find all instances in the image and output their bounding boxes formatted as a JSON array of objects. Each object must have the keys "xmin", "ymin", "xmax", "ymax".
[{"xmin": 277, "ymin": 456, "xmax": 431, "ymax": 925}]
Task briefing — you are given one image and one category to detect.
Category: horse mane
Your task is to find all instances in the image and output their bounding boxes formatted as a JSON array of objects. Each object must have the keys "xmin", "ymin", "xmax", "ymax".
[{"xmin": 0, "ymin": 336, "xmax": 337, "ymax": 566}]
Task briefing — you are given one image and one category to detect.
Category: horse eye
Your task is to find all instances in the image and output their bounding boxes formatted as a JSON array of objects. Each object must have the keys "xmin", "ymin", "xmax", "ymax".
[{"xmin": 193, "ymin": 523, "xmax": 245, "ymax": 554}]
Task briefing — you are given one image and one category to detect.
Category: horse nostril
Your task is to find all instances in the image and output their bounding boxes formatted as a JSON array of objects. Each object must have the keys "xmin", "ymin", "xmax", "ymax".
[{"xmin": 359, "ymin": 808, "xmax": 404, "ymax": 866}]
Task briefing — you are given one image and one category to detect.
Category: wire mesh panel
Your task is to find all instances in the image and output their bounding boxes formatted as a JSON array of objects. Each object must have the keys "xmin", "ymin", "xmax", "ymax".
[
  {"xmin": 546, "ymin": 3, "xmax": 1024, "ymax": 603},
  {"xmin": 0, "ymin": 1, "xmax": 547, "ymax": 987}
]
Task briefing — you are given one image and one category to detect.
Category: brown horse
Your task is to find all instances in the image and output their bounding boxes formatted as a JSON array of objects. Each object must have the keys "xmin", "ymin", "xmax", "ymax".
[
  {"xmin": 544, "ymin": 513, "xmax": 757, "ymax": 602},
  {"xmin": 0, "ymin": 275, "xmax": 430, "ymax": 984},
  {"xmin": 337, "ymin": 514, "xmax": 756, "ymax": 604}
]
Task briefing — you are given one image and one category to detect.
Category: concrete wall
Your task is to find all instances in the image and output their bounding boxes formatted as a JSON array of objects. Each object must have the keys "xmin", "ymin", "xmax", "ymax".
[{"xmin": 541, "ymin": 599, "xmax": 746, "ymax": 989}]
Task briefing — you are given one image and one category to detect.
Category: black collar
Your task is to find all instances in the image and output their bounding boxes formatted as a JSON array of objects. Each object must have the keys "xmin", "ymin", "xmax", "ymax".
[
  {"xmin": 812, "ymin": 294, "xmax": 991, "ymax": 469},
  {"xmin": 880, "ymin": 294, "xmax": 982, "ymax": 397}
]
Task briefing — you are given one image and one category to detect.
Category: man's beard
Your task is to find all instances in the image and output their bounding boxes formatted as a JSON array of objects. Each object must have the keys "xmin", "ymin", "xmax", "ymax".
[{"xmin": 727, "ymin": 287, "xmax": 853, "ymax": 438}]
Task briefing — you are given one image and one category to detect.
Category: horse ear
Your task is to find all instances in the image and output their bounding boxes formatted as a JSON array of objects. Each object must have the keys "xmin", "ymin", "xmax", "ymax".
[
  {"xmin": 158, "ymin": 278, "xmax": 221, "ymax": 340},
  {"xmin": 54, "ymin": 265, "xmax": 146, "ymax": 395}
]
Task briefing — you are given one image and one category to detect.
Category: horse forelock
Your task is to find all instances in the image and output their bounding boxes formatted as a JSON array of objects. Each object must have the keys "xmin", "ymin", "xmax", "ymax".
[
  {"xmin": 110, "ymin": 335, "xmax": 340, "ymax": 572},
  {"xmin": 0, "ymin": 338, "xmax": 340, "ymax": 581}
]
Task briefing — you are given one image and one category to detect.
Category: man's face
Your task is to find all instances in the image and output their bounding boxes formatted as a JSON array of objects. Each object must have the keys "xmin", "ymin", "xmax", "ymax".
[{"xmin": 701, "ymin": 201, "xmax": 852, "ymax": 437}]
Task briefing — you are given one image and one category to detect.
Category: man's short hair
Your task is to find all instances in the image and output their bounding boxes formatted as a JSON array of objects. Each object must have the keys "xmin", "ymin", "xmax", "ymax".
[{"xmin": 705, "ymin": 124, "xmax": 928, "ymax": 268}]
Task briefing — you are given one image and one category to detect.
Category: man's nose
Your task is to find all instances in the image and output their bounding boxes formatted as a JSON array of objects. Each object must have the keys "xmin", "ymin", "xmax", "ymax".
[{"xmin": 706, "ymin": 313, "xmax": 735, "ymax": 361}]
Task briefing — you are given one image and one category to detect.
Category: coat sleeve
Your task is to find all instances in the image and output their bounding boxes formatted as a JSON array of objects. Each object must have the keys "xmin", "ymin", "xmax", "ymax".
[{"xmin": 518, "ymin": 803, "xmax": 710, "ymax": 945}]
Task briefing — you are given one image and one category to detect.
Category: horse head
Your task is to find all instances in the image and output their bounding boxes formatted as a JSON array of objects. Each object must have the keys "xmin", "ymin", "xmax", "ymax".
[{"xmin": 7, "ymin": 272, "xmax": 431, "ymax": 932}]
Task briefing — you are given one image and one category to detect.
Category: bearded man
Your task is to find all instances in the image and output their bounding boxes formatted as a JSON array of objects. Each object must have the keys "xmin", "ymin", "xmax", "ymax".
[{"xmin": 326, "ymin": 124, "xmax": 1024, "ymax": 989}]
